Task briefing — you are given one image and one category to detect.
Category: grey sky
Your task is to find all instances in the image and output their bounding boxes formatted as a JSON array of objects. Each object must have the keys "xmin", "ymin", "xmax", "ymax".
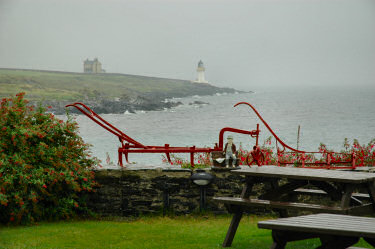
[{"xmin": 0, "ymin": 0, "xmax": 374, "ymax": 90}]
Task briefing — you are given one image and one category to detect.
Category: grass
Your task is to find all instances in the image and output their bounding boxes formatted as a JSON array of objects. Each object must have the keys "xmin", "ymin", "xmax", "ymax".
[
  {"xmin": 0, "ymin": 215, "xmax": 372, "ymax": 249},
  {"xmin": 0, "ymin": 68, "xmax": 233, "ymax": 101}
]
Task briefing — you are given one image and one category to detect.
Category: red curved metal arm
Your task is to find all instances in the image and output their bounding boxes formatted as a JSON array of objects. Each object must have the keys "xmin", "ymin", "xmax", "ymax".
[
  {"xmin": 66, "ymin": 102, "xmax": 145, "ymax": 148},
  {"xmin": 234, "ymin": 101, "xmax": 357, "ymax": 169},
  {"xmin": 218, "ymin": 127, "xmax": 259, "ymax": 149},
  {"xmin": 234, "ymin": 101, "xmax": 305, "ymax": 153}
]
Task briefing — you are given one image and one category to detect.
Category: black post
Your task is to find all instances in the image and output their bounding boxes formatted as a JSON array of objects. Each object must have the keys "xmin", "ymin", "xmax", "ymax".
[
  {"xmin": 163, "ymin": 183, "xmax": 170, "ymax": 216},
  {"xmin": 200, "ymin": 186, "xmax": 206, "ymax": 212}
]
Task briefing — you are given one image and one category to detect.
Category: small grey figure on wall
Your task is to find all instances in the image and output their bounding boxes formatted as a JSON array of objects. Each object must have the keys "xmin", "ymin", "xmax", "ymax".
[{"xmin": 223, "ymin": 135, "xmax": 237, "ymax": 168}]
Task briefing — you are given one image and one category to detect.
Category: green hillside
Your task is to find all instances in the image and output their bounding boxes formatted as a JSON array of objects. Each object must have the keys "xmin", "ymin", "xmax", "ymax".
[{"xmin": 0, "ymin": 68, "xmax": 236, "ymax": 101}]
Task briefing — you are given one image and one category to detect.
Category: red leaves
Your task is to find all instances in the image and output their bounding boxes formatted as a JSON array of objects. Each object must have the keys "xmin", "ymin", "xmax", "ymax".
[{"xmin": 15, "ymin": 92, "xmax": 25, "ymax": 97}]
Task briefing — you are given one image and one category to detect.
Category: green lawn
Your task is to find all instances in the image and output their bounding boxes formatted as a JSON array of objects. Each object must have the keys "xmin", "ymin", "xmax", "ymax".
[{"xmin": 0, "ymin": 215, "xmax": 371, "ymax": 249}]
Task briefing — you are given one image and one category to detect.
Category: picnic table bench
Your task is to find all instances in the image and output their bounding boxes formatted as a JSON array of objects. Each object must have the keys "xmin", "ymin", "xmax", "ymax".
[
  {"xmin": 213, "ymin": 166, "xmax": 375, "ymax": 247},
  {"xmin": 257, "ymin": 213, "xmax": 375, "ymax": 249}
]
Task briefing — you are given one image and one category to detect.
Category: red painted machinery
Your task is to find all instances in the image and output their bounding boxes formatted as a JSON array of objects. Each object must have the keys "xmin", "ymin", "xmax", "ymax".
[
  {"xmin": 66, "ymin": 101, "xmax": 358, "ymax": 169},
  {"xmin": 66, "ymin": 102, "xmax": 260, "ymax": 167},
  {"xmin": 235, "ymin": 102, "xmax": 358, "ymax": 169}
]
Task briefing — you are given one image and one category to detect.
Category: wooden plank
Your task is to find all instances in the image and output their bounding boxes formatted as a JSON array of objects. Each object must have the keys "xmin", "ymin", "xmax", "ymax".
[
  {"xmin": 258, "ymin": 214, "xmax": 375, "ymax": 238},
  {"xmin": 258, "ymin": 221, "xmax": 374, "ymax": 238},
  {"xmin": 294, "ymin": 188, "xmax": 370, "ymax": 199},
  {"xmin": 213, "ymin": 197, "xmax": 347, "ymax": 213},
  {"xmin": 260, "ymin": 217, "xmax": 375, "ymax": 230},
  {"xmin": 341, "ymin": 184, "xmax": 355, "ymax": 208},
  {"xmin": 293, "ymin": 185, "xmax": 363, "ymax": 207},
  {"xmin": 259, "ymin": 213, "xmax": 375, "ymax": 227},
  {"xmin": 213, "ymin": 197, "xmax": 270, "ymax": 207},
  {"xmin": 222, "ymin": 180, "xmax": 254, "ymax": 247},
  {"xmin": 269, "ymin": 201, "xmax": 347, "ymax": 214},
  {"xmin": 232, "ymin": 166, "xmax": 375, "ymax": 183},
  {"xmin": 367, "ymin": 181, "xmax": 375, "ymax": 211},
  {"xmin": 241, "ymin": 180, "xmax": 253, "ymax": 199},
  {"xmin": 223, "ymin": 212, "xmax": 243, "ymax": 247},
  {"xmin": 309, "ymin": 181, "xmax": 342, "ymax": 201},
  {"xmin": 259, "ymin": 180, "xmax": 308, "ymax": 200}
]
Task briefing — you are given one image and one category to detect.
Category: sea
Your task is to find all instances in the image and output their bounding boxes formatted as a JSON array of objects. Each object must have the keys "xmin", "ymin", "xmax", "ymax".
[{"xmin": 59, "ymin": 86, "xmax": 375, "ymax": 166}]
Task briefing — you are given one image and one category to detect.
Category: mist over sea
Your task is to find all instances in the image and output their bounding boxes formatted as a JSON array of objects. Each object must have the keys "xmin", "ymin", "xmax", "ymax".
[{"xmin": 63, "ymin": 86, "xmax": 375, "ymax": 166}]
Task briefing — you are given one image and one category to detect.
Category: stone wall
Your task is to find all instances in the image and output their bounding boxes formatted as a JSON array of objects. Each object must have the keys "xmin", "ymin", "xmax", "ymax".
[
  {"xmin": 87, "ymin": 166, "xmax": 247, "ymax": 216},
  {"xmin": 87, "ymin": 165, "xmax": 375, "ymax": 217}
]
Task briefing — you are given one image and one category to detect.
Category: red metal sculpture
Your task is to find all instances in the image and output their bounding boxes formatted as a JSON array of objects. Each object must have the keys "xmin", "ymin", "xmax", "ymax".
[
  {"xmin": 66, "ymin": 101, "xmax": 358, "ymax": 169},
  {"xmin": 234, "ymin": 102, "xmax": 357, "ymax": 169},
  {"xmin": 66, "ymin": 102, "xmax": 260, "ymax": 167}
]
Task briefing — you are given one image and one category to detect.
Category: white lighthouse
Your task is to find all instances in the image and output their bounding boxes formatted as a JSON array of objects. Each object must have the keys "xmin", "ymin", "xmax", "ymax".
[{"xmin": 195, "ymin": 60, "xmax": 208, "ymax": 83}]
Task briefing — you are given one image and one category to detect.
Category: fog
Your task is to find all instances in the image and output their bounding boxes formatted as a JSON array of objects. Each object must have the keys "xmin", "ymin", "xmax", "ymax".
[{"xmin": 0, "ymin": 0, "xmax": 374, "ymax": 90}]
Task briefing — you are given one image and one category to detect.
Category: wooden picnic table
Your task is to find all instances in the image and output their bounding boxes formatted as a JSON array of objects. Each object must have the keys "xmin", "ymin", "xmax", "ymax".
[
  {"xmin": 257, "ymin": 213, "xmax": 375, "ymax": 249},
  {"xmin": 213, "ymin": 166, "xmax": 375, "ymax": 247}
]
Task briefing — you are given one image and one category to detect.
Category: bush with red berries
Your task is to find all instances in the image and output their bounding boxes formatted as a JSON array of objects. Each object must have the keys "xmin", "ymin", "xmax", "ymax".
[{"xmin": 0, "ymin": 93, "xmax": 99, "ymax": 224}]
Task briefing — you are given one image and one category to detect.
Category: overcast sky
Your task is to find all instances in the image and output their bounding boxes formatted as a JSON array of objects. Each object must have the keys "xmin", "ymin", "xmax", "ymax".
[{"xmin": 0, "ymin": 0, "xmax": 374, "ymax": 90}]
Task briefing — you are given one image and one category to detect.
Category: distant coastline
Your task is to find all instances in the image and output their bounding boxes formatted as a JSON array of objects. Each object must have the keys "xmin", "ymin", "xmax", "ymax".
[{"xmin": 0, "ymin": 68, "xmax": 248, "ymax": 114}]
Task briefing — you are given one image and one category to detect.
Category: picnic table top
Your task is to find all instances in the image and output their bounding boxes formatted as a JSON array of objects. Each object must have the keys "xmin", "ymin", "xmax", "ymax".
[
  {"xmin": 258, "ymin": 213, "xmax": 375, "ymax": 238},
  {"xmin": 231, "ymin": 166, "xmax": 375, "ymax": 183}
]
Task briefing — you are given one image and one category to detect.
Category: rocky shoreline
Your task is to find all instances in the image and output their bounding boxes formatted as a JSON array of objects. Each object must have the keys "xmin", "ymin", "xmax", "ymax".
[
  {"xmin": 43, "ymin": 84, "xmax": 248, "ymax": 115},
  {"xmin": 1, "ymin": 68, "xmax": 251, "ymax": 114}
]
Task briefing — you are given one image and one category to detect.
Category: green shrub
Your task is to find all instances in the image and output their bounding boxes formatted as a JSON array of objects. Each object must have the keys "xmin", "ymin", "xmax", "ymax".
[{"xmin": 0, "ymin": 92, "xmax": 99, "ymax": 224}]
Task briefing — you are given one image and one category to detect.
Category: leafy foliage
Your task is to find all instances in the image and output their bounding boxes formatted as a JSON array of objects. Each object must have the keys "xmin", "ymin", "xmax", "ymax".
[
  {"xmin": 161, "ymin": 152, "xmax": 212, "ymax": 169},
  {"xmin": 162, "ymin": 136, "xmax": 375, "ymax": 168},
  {"xmin": 239, "ymin": 137, "xmax": 375, "ymax": 167},
  {"xmin": 0, "ymin": 92, "xmax": 99, "ymax": 224}
]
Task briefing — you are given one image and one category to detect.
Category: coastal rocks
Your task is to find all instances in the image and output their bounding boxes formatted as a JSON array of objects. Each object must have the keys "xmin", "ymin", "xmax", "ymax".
[
  {"xmin": 29, "ymin": 78, "xmax": 244, "ymax": 114},
  {"xmin": 37, "ymin": 81, "xmax": 245, "ymax": 115},
  {"xmin": 42, "ymin": 97, "xmax": 183, "ymax": 115},
  {"xmin": 188, "ymin": 100, "xmax": 209, "ymax": 106}
]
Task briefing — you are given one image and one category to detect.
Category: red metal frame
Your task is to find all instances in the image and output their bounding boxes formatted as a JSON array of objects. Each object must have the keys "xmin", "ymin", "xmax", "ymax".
[
  {"xmin": 66, "ymin": 102, "xmax": 260, "ymax": 167},
  {"xmin": 235, "ymin": 102, "xmax": 357, "ymax": 169},
  {"xmin": 67, "ymin": 101, "xmax": 359, "ymax": 169}
]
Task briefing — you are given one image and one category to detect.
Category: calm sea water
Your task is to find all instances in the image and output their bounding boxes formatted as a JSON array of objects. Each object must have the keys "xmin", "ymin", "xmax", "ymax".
[{"xmin": 60, "ymin": 86, "xmax": 375, "ymax": 166}]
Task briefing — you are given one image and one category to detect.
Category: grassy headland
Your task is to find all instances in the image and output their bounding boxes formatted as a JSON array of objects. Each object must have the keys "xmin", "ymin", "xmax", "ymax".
[{"xmin": 0, "ymin": 68, "xmax": 241, "ymax": 113}]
